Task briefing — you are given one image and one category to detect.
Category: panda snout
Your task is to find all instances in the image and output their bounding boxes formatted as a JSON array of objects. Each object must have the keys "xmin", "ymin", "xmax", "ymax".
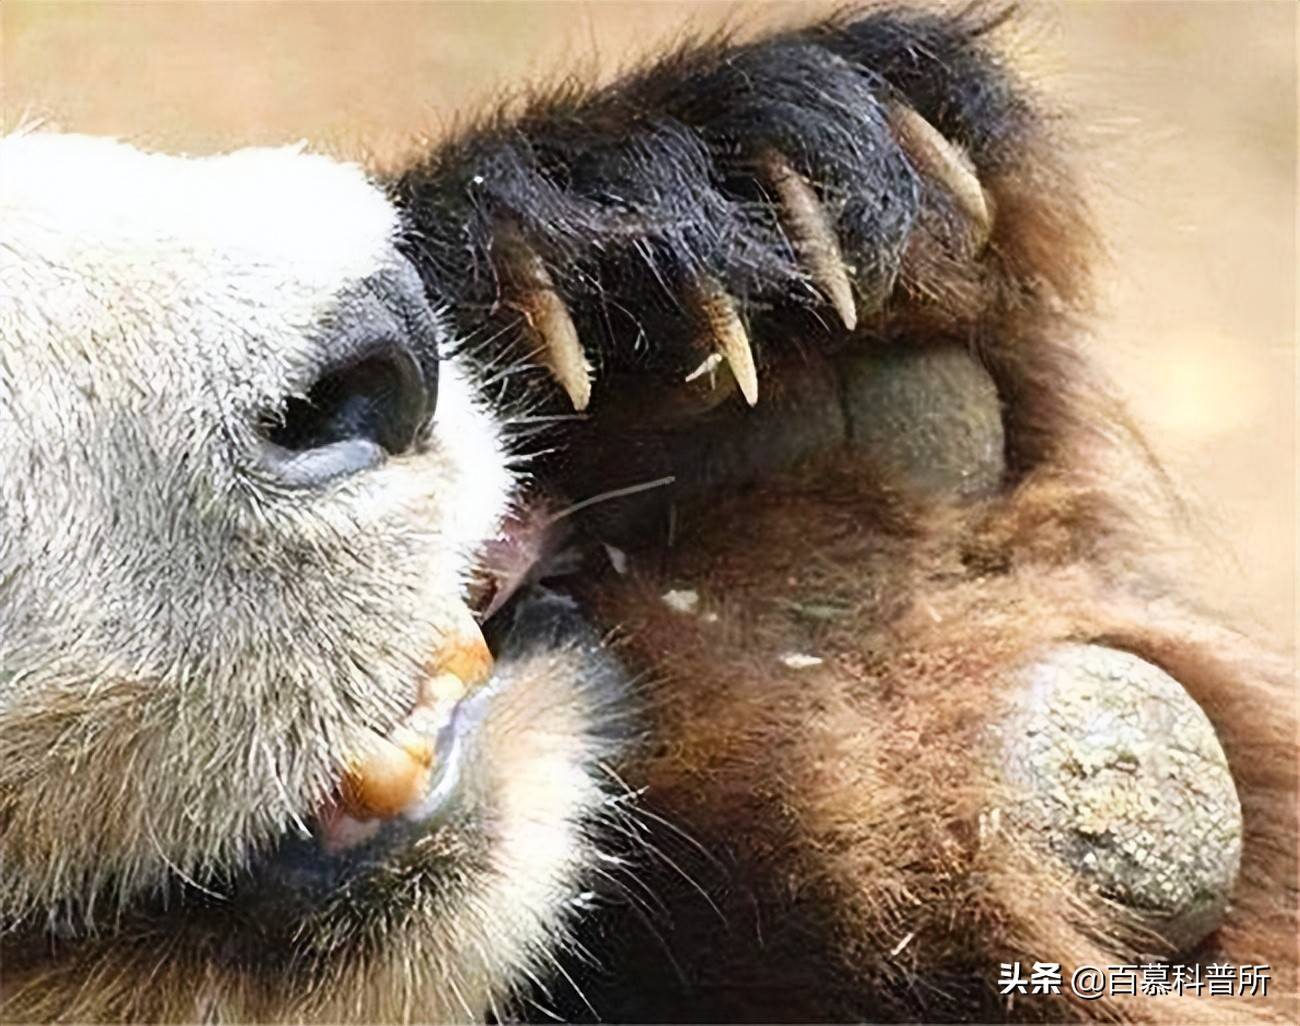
[{"xmin": 254, "ymin": 273, "xmax": 440, "ymax": 488}]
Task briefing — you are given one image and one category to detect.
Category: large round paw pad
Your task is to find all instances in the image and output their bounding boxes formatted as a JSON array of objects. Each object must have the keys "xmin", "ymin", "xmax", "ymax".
[{"xmin": 996, "ymin": 643, "xmax": 1242, "ymax": 951}]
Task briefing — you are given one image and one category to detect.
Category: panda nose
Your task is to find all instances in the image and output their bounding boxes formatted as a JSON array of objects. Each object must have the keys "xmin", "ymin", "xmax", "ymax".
[{"xmin": 255, "ymin": 336, "xmax": 434, "ymax": 489}]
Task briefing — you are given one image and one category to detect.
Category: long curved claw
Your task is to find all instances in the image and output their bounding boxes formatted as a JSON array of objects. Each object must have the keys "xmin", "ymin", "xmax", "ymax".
[
  {"xmin": 758, "ymin": 149, "xmax": 857, "ymax": 331},
  {"xmin": 686, "ymin": 276, "xmax": 758, "ymax": 407},
  {"xmin": 888, "ymin": 102, "xmax": 992, "ymax": 248},
  {"xmin": 494, "ymin": 222, "xmax": 592, "ymax": 411}
]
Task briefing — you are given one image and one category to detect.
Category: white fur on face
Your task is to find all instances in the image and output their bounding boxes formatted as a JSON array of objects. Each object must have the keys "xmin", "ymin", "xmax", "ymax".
[{"xmin": 0, "ymin": 134, "xmax": 602, "ymax": 1020}]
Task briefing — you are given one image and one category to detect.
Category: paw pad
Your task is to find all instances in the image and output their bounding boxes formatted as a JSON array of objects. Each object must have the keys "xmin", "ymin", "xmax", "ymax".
[
  {"xmin": 840, "ymin": 344, "xmax": 1004, "ymax": 499},
  {"xmin": 996, "ymin": 643, "xmax": 1242, "ymax": 951}
]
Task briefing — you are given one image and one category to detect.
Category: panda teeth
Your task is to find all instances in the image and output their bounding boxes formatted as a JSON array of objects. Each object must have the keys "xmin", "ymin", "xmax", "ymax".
[
  {"xmin": 427, "ymin": 610, "xmax": 495, "ymax": 689},
  {"xmin": 326, "ymin": 619, "xmax": 494, "ymax": 841},
  {"xmin": 686, "ymin": 275, "xmax": 759, "ymax": 407},
  {"xmin": 494, "ymin": 220, "xmax": 593, "ymax": 411},
  {"xmin": 888, "ymin": 101, "xmax": 992, "ymax": 248},
  {"xmin": 335, "ymin": 717, "xmax": 438, "ymax": 821},
  {"xmin": 758, "ymin": 148, "xmax": 857, "ymax": 332},
  {"xmin": 321, "ymin": 685, "xmax": 467, "ymax": 851}
]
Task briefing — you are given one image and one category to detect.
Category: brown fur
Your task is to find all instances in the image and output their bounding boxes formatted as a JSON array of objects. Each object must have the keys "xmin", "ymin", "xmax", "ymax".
[
  {"xmin": 558, "ymin": 88, "xmax": 1297, "ymax": 1023},
  {"xmin": 585, "ymin": 467, "xmax": 1296, "ymax": 1022}
]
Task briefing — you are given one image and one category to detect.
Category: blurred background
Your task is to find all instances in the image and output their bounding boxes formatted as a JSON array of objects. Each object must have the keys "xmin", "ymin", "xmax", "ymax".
[{"xmin": 2, "ymin": 1, "xmax": 1294, "ymax": 648}]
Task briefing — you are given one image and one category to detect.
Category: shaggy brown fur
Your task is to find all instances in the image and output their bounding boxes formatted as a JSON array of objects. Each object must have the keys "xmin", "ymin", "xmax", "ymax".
[
  {"xmin": 542, "ymin": 40, "xmax": 1297, "ymax": 1020},
  {"xmin": 579, "ymin": 468, "xmax": 1297, "ymax": 1023}
]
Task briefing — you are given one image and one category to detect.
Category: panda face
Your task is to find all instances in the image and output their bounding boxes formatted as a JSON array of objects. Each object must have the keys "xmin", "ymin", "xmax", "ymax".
[{"xmin": 0, "ymin": 133, "xmax": 619, "ymax": 1019}]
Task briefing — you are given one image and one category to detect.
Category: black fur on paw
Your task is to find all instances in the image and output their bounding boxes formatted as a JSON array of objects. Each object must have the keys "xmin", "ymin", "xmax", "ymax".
[{"xmin": 391, "ymin": 4, "xmax": 1098, "ymax": 503}]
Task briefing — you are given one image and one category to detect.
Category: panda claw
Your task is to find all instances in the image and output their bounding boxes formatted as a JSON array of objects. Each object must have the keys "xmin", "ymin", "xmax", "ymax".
[
  {"xmin": 533, "ymin": 292, "xmax": 592, "ymax": 412},
  {"xmin": 758, "ymin": 149, "xmax": 857, "ymax": 331},
  {"xmin": 686, "ymin": 277, "xmax": 758, "ymax": 407},
  {"xmin": 888, "ymin": 102, "xmax": 991, "ymax": 247},
  {"xmin": 495, "ymin": 222, "xmax": 593, "ymax": 411}
]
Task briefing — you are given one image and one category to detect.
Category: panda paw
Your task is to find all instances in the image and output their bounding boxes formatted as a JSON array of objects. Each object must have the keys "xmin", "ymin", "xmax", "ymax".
[{"xmin": 393, "ymin": 8, "xmax": 1079, "ymax": 428}]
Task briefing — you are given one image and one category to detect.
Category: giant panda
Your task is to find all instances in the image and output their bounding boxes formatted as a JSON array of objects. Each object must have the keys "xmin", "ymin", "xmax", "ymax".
[{"xmin": 0, "ymin": 6, "xmax": 1295, "ymax": 1024}]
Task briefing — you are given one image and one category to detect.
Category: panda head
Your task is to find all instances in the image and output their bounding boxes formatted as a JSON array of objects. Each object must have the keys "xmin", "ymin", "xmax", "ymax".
[{"xmin": 0, "ymin": 131, "xmax": 621, "ymax": 1021}]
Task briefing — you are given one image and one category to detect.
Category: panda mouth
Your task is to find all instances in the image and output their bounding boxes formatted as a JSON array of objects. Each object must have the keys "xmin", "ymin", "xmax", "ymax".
[
  {"xmin": 234, "ymin": 608, "xmax": 510, "ymax": 907},
  {"xmin": 308, "ymin": 672, "xmax": 478, "ymax": 855},
  {"xmin": 122, "ymin": 519, "xmax": 557, "ymax": 936},
  {"xmin": 237, "ymin": 677, "xmax": 494, "ymax": 916}
]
